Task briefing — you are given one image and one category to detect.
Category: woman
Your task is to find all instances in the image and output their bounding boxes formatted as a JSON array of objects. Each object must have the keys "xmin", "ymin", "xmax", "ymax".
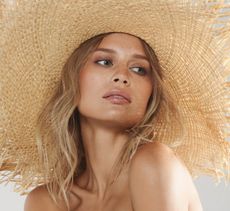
[
  {"xmin": 23, "ymin": 32, "xmax": 203, "ymax": 210},
  {"xmin": 0, "ymin": 1, "xmax": 229, "ymax": 211}
]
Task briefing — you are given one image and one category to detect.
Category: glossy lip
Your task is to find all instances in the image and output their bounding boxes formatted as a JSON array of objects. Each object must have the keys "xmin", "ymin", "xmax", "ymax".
[{"xmin": 102, "ymin": 89, "xmax": 131, "ymax": 103}]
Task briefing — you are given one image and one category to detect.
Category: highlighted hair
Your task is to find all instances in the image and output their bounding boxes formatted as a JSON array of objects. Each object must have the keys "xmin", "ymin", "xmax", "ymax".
[{"xmin": 36, "ymin": 32, "xmax": 184, "ymax": 209}]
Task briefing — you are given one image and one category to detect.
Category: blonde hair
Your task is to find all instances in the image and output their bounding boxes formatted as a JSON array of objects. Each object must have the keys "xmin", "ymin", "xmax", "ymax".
[{"xmin": 35, "ymin": 32, "xmax": 184, "ymax": 209}]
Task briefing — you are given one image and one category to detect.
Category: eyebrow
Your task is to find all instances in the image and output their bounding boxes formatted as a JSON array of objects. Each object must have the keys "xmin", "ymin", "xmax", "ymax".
[{"xmin": 94, "ymin": 48, "xmax": 149, "ymax": 62}]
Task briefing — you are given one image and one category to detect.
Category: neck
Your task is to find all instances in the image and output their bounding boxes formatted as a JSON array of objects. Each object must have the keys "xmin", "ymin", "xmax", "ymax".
[{"xmin": 78, "ymin": 116, "xmax": 130, "ymax": 200}]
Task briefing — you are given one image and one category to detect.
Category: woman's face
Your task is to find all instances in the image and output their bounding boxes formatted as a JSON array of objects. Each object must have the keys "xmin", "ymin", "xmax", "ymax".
[{"xmin": 78, "ymin": 33, "xmax": 153, "ymax": 130}]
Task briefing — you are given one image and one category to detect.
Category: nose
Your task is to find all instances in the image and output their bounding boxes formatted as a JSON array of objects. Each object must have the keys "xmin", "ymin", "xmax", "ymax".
[
  {"xmin": 111, "ymin": 69, "xmax": 130, "ymax": 86},
  {"xmin": 112, "ymin": 77, "xmax": 130, "ymax": 86}
]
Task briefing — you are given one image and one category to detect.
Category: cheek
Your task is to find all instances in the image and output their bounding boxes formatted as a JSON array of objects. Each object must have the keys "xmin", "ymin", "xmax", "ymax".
[
  {"xmin": 78, "ymin": 67, "xmax": 109, "ymax": 118},
  {"xmin": 130, "ymin": 80, "xmax": 153, "ymax": 121},
  {"xmin": 133, "ymin": 94, "xmax": 151, "ymax": 118},
  {"xmin": 78, "ymin": 70, "xmax": 97, "ymax": 112},
  {"xmin": 79, "ymin": 69, "xmax": 101, "ymax": 98},
  {"xmin": 135, "ymin": 80, "xmax": 152, "ymax": 108}
]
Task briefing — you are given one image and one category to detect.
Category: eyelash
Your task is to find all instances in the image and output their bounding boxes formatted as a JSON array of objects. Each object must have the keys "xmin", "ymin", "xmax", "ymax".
[
  {"xmin": 94, "ymin": 59, "xmax": 148, "ymax": 76},
  {"xmin": 95, "ymin": 59, "xmax": 113, "ymax": 66}
]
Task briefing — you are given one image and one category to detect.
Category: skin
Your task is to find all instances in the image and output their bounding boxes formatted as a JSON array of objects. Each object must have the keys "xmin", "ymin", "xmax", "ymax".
[
  {"xmin": 24, "ymin": 33, "xmax": 203, "ymax": 211},
  {"xmin": 75, "ymin": 32, "xmax": 153, "ymax": 197}
]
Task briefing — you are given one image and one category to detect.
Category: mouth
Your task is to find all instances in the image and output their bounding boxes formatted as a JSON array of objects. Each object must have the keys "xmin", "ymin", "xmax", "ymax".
[
  {"xmin": 102, "ymin": 90, "xmax": 131, "ymax": 104},
  {"xmin": 103, "ymin": 95, "xmax": 130, "ymax": 104}
]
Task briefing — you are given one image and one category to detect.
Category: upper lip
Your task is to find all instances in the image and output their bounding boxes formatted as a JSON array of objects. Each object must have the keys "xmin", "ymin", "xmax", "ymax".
[{"xmin": 103, "ymin": 89, "xmax": 131, "ymax": 103}]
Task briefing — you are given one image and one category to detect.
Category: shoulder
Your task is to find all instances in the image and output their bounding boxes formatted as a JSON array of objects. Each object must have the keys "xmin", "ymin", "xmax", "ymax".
[
  {"xmin": 130, "ymin": 141, "xmax": 187, "ymax": 175},
  {"xmin": 128, "ymin": 141, "xmax": 201, "ymax": 210},
  {"xmin": 129, "ymin": 141, "xmax": 191, "ymax": 184},
  {"xmin": 24, "ymin": 185, "xmax": 66, "ymax": 211}
]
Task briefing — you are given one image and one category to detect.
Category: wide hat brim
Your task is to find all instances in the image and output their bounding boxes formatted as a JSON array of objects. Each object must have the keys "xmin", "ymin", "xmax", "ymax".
[{"xmin": 0, "ymin": 0, "xmax": 230, "ymax": 192}]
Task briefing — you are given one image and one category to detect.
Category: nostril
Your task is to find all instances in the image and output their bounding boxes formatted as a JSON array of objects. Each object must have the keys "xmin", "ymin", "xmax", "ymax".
[{"xmin": 112, "ymin": 77, "xmax": 130, "ymax": 86}]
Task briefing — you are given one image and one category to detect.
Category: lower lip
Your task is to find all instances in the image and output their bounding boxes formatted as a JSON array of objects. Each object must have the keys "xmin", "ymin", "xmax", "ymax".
[{"xmin": 104, "ymin": 96, "xmax": 130, "ymax": 105}]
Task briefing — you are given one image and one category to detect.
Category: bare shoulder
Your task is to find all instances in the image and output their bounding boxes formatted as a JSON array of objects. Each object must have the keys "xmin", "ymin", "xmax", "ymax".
[
  {"xmin": 129, "ymin": 141, "xmax": 203, "ymax": 211},
  {"xmin": 24, "ymin": 185, "xmax": 66, "ymax": 211},
  {"xmin": 130, "ymin": 141, "xmax": 186, "ymax": 172},
  {"xmin": 129, "ymin": 141, "xmax": 190, "ymax": 185}
]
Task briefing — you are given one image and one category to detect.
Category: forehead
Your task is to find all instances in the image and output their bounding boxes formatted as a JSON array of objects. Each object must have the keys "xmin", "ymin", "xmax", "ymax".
[{"xmin": 97, "ymin": 33, "xmax": 146, "ymax": 55}]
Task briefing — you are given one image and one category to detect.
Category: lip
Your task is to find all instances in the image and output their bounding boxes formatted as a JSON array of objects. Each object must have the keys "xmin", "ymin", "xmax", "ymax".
[{"xmin": 102, "ymin": 89, "xmax": 131, "ymax": 103}]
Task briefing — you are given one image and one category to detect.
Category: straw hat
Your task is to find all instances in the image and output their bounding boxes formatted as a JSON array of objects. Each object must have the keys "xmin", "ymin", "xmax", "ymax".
[{"xmin": 0, "ymin": 0, "xmax": 230, "ymax": 192}]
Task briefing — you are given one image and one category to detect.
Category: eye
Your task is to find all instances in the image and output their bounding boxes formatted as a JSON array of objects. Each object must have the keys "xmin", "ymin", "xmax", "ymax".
[
  {"xmin": 95, "ymin": 59, "xmax": 113, "ymax": 67},
  {"xmin": 130, "ymin": 67, "xmax": 148, "ymax": 76}
]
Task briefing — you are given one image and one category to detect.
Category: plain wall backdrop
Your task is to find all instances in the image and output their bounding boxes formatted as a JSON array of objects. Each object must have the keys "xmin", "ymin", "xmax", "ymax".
[{"xmin": 0, "ymin": 175, "xmax": 230, "ymax": 211}]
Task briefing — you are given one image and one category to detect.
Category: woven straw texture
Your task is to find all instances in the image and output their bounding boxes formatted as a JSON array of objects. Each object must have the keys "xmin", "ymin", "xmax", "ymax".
[{"xmin": 0, "ymin": 0, "xmax": 230, "ymax": 192}]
